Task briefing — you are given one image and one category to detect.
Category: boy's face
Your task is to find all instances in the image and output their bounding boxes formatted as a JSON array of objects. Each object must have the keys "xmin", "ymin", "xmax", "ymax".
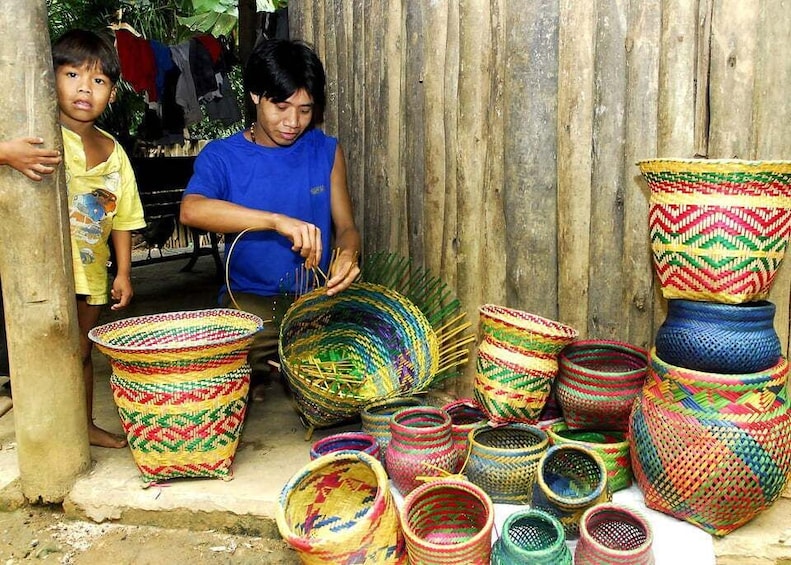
[
  {"xmin": 250, "ymin": 88, "xmax": 314, "ymax": 147},
  {"xmin": 55, "ymin": 62, "xmax": 116, "ymax": 128}
]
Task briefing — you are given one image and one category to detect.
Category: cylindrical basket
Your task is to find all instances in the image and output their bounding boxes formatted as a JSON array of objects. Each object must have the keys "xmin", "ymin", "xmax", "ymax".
[
  {"xmin": 361, "ymin": 396, "xmax": 424, "ymax": 464},
  {"xmin": 89, "ymin": 308, "xmax": 262, "ymax": 485},
  {"xmin": 630, "ymin": 349, "xmax": 791, "ymax": 536},
  {"xmin": 546, "ymin": 422, "xmax": 632, "ymax": 492},
  {"xmin": 400, "ymin": 479, "xmax": 494, "ymax": 565},
  {"xmin": 309, "ymin": 431, "xmax": 380, "ymax": 461},
  {"xmin": 638, "ymin": 158, "xmax": 791, "ymax": 303},
  {"xmin": 276, "ymin": 451, "xmax": 406, "ymax": 564},
  {"xmin": 464, "ymin": 423, "xmax": 549, "ymax": 504},
  {"xmin": 491, "ymin": 508, "xmax": 572, "ymax": 565},
  {"xmin": 531, "ymin": 444, "xmax": 611, "ymax": 539},
  {"xmin": 655, "ymin": 299, "xmax": 781, "ymax": 374},
  {"xmin": 556, "ymin": 340, "xmax": 648, "ymax": 431},
  {"xmin": 575, "ymin": 503, "xmax": 655, "ymax": 565},
  {"xmin": 441, "ymin": 398, "xmax": 488, "ymax": 472}
]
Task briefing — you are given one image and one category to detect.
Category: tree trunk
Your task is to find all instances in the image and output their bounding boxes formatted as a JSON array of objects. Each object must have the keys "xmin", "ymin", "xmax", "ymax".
[{"xmin": 0, "ymin": 0, "xmax": 90, "ymax": 502}]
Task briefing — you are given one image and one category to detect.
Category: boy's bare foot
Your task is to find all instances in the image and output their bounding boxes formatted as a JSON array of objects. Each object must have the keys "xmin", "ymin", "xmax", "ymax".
[{"xmin": 89, "ymin": 423, "xmax": 128, "ymax": 449}]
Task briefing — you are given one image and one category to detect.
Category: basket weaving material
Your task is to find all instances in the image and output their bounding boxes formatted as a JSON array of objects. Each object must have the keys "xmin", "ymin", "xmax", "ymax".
[
  {"xmin": 655, "ymin": 299, "xmax": 781, "ymax": 374},
  {"xmin": 556, "ymin": 340, "xmax": 648, "ymax": 431},
  {"xmin": 547, "ymin": 422, "xmax": 632, "ymax": 492},
  {"xmin": 638, "ymin": 158, "xmax": 791, "ymax": 303},
  {"xmin": 276, "ymin": 451, "xmax": 406, "ymax": 564},
  {"xmin": 309, "ymin": 431, "xmax": 380, "ymax": 461},
  {"xmin": 491, "ymin": 508, "xmax": 572, "ymax": 565},
  {"xmin": 474, "ymin": 305, "xmax": 578, "ymax": 424},
  {"xmin": 463, "ymin": 423, "xmax": 549, "ymax": 504},
  {"xmin": 89, "ymin": 309, "xmax": 262, "ymax": 484},
  {"xmin": 531, "ymin": 444, "xmax": 611, "ymax": 539},
  {"xmin": 575, "ymin": 503, "xmax": 655, "ymax": 565},
  {"xmin": 400, "ymin": 479, "xmax": 494, "ymax": 565},
  {"xmin": 442, "ymin": 398, "xmax": 488, "ymax": 472},
  {"xmin": 629, "ymin": 349, "xmax": 791, "ymax": 536}
]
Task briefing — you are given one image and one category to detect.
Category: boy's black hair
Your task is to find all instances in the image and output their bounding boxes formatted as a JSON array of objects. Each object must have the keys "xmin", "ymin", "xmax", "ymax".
[
  {"xmin": 244, "ymin": 39, "xmax": 326, "ymax": 125},
  {"xmin": 52, "ymin": 29, "xmax": 121, "ymax": 84}
]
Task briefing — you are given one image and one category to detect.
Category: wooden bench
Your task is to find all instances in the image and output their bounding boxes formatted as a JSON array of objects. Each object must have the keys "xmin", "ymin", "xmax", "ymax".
[{"xmin": 129, "ymin": 156, "xmax": 223, "ymax": 278}]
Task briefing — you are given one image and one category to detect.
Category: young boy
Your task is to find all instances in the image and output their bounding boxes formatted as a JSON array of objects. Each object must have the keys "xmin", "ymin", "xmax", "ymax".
[{"xmin": 52, "ymin": 29, "xmax": 146, "ymax": 448}]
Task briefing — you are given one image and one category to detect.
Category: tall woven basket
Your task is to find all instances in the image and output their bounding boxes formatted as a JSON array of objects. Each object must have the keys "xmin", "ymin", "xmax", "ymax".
[
  {"xmin": 89, "ymin": 309, "xmax": 262, "ymax": 485},
  {"xmin": 638, "ymin": 158, "xmax": 791, "ymax": 303},
  {"xmin": 276, "ymin": 451, "xmax": 406, "ymax": 564},
  {"xmin": 629, "ymin": 349, "xmax": 791, "ymax": 536}
]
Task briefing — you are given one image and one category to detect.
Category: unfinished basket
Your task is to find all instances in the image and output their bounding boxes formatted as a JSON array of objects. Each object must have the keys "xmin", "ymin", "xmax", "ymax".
[
  {"xmin": 638, "ymin": 158, "xmax": 791, "ymax": 303},
  {"xmin": 89, "ymin": 308, "xmax": 262, "ymax": 485}
]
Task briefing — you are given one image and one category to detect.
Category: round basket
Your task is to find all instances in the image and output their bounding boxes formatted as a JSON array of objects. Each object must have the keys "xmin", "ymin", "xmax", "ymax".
[
  {"xmin": 309, "ymin": 431, "xmax": 380, "ymax": 461},
  {"xmin": 638, "ymin": 158, "xmax": 791, "ymax": 303},
  {"xmin": 442, "ymin": 398, "xmax": 488, "ymax": 472},
  {"xmin": 546, "ymin": 422, "xmax": 632, "ymax": 492},
  {"xmin": 629, "ymin": 349, "xmax": 791, "ymax": 536},
  {"xmin": 276, "ymin": 451, "xmax": 406, "ymax": 564},
  {"xmin": 575, "ymin": 503, "xmax": 655, "ymax": 565},
  {"xmin": 555, "ymin": 340, "xmax": 648, "ymax": 431},
  {"xmin": 531, "ymin": 444, "xmax": 611, "ymax": 539},
  {"xmin": 464, "ymin": 423, "xmax": 549, "ymax": 504},
  {"xmin": 89, "ymin": 308, "xmax": 262, "ymax": 484},
  {"xmin": 655, "ymin": 299, "xmax": 781, "ymax": 374},
  {"xmin": 361, "ymin": 396, "xmax": 424, "ymax": 463},
  {"xmin": 400, "ymin": 478, "xmax": 494, "ymax": 565},
  {"xmin": 491, "ymin": 508, "xmax": 572, "ymax": 565}
]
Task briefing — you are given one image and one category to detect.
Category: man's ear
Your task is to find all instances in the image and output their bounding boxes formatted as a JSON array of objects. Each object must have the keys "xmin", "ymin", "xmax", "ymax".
[{"xmin": 250, "ymin": 93, "xmax": 260, "ymax": 105}]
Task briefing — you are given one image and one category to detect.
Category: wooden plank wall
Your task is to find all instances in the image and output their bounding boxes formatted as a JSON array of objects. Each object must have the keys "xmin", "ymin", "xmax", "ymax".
[{"xmin": 289, "ymin": 1, "xmax": 791, "ymax": 395}]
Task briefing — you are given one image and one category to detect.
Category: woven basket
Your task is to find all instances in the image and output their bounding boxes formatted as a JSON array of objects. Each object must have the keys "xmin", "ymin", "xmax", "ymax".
[
  {"xmin": 400, "ymin": 478, "xmax": 494, "ymax": 565},
  {"xmin": 556, "ymin": 340, "xmax": 648, "ymax": 431},
  {"xmin": 655, "ymin": 299, "xmax": 781, "ymax": 374},
  {"xmin": 276, "ymin": 451, "xmax": 406, "ymax": 564},
  {"xmin": 629, "ymin": 349, "xmax": 791, "ymax": 536},
  {"xmin": 361, "ymin": 396, "xmax": 424, "ymax": 463},
  {"xmin": 638, "ymin": 158, "xmax": 791, "ymax": 303},
  {"xmin": 463, "ymin": 423, "xmax": 549, "ymax": 504},
  {"xmin": 491, "ymin": 508, "xmax": 572, "ymax": 565},
  {"xmin": 547, "ymin": 422, "xmax": 632, "ymax": 492},
  {"xmin": 441, "ymin": 398, "xmax": 488, "ymax": 472},
  {"xmin": 309, "ymin": 431, "xmax": 380, "ymax": 461},
  {"xmin": 531, "ymin": 444, "xmax": 611, "ymax": 539},
  {"xmin": 575, "ymin": 503, "xmax": 655, "ymax": 565},
  {"xmin": 89, "ymin": 308, "xmax": 262, "ymax": 484}
]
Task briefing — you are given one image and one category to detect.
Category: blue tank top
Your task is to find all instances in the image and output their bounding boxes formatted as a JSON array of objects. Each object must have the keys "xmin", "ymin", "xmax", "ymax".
[{"xmin": 184, "ymin": 128, "xmax": 336, "ymax": 297}]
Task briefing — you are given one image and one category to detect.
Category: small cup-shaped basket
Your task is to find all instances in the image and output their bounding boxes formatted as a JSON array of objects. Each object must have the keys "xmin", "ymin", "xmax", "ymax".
[
  {"xmin": 464, "ymin": 423, "xmax": 549, "ymax": 504},
  {"xmin": 575, "ymin": 503, "xmax": 655, "ymax": 565},
  {"xmin": 442, "ymin": 398, "xmax": 488, "ymax": 472},
  {"xmin": 276, "ymin": 451, "xmax": 406, "ymax": 564},
  {"xmin": 531, "ymin": 444, "xmax": 611, "ymax": 539},
  {"xmin": 361, "ymin": 396, "xmax": 424, "ymax": 463},
  {"xmin": 309, "ymin": 431, "xmax": 380, "ymax": 461},
  {"xmin": 401, "ymin": 478, "xmax": 494, "ymax": 565},
  {"xmin": 491, "ymin": 508, "xmax": 572, "ymax": 565}
]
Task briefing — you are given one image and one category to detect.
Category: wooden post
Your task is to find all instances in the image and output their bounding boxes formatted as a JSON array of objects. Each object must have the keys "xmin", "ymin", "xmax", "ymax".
[{"xmin": 0, "ymin": 1, "xmax": 90, "ymax": 502}]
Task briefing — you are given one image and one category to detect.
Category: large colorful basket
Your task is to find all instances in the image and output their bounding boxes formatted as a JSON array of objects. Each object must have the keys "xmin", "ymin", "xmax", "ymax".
[
  {"xmin": 89, "ymin": 309, "xmax": 262, "ymax": 485},
  {"xmin": 638, "ymin": 158, "xmax": 791, "ymax": 303},
  {"xmin": 574, "ymin": 503, "xmax": 655, "ymax": 565},
  {"xmin": 629, "ymin": 349, "xmax": 791, "ymax": 535},
  {"xmin": 276, "ymin": 451, "xmax": 406, "ymax": 564},
  {"xmin": 400, "ymin": 478, "xmax": 494, "ymax": 565}
]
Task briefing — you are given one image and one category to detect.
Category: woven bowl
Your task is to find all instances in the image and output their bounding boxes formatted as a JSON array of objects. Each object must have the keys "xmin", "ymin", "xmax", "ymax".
[
  {"xmin": 638, "ymin": 158, "xmax": 791, "ymax": 303},
  {"xmin": 575, "ymin": 503, "xmax": 654, "ymax": 565},
  {"xmin": 309, "ymin": 431, "xmax": 380, "ymax": 461},
  {"xmin": 491, "ymin": 508, "xmax": 572, "ymax": 565},
  {"xmin": 90, "ymin": 308, "xmax": 262, "ymax": 484}
]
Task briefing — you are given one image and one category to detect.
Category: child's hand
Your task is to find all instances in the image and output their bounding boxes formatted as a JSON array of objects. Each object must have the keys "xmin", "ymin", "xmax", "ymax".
[
  {"xmin": 0, "ymin": 137, "xmax": 62, "ymax": 181},
  {"xmin": 110, "ymin": 275, "xmax": 134, "ymax": 310}
]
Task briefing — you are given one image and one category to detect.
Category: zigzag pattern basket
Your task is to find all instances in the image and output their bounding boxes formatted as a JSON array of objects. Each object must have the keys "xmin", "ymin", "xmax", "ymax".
[
  {"xmin": 89, "ymin": 309, "xmax": 262, "ymax": 485},
  {"xmin": 638, "ymin": 158, "xmax": 791, "ymax": 303},
  {"xmin": 629, "ymin": 349, "xmax": 791, "ymax": 535}
]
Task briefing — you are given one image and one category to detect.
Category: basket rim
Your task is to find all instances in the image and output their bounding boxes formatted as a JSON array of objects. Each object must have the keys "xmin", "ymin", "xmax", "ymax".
[
  {"xmin": 637, "ymin": 157, "xmax": 791, "ymax": 169},
  {"xmin": 536, "ymin": 444, "xmax": 608, "ymax": 505},
  {"xmin": 546, "ymin": 422, "xmax": 629, "ymax": 449},
  {"xmin": 651, "ymin": 347, "xmax": 787, "ymax": 383},
  {"xmin": 578, "ymin": 502, "xmax": 654, "ymax": 556},
  {"xmin": 499, "ymin": 508, "xmax": 567, "ymax": 557},
  {"xmin": 88, "ymin": 308, "xmax": 264, "ymax": 352}
]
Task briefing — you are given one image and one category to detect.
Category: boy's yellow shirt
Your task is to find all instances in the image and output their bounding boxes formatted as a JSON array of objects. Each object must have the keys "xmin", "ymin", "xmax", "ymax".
[{"xmin": 62, "ymin": 126, "xmax": 146, "ymax": 305}]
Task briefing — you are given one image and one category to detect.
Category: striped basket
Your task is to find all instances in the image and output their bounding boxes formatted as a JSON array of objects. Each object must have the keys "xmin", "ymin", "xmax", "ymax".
[
  {"xmin": 400, "ymin": 479, "xmax": 494, "ymax": 565},
  {"xmin": 276, "ymin": 451, "xmax": 406, "ymax": 564},
  {"xmin": 441, "ymin": 398, "xmax": 488, "ymax": 472},
  {"xmin": 546, "ymin": 422, "xmax": 632, "ymax": 492},
  {"xmin": 638, "ymin": 158, "xmax": 791, "ymax": 303},
  {"xmin": 629, "ymin": 349, "xmax": 791, "ymax": 536},
  {"xmin": 555, "ymin": 340, "xmax": 648, "ymax": 431},
  {"xmin": 89, "ymin": 309, "xmax": 262, "ymax": 485},
  {"xmin": 361, "ymin": 396, "xmax": 425, "ymax": 464},
  {"xmin": 474, "ymin": 305, "xmax": 578, "ymax": 424},
  {"xmin": 575, "ymin": 503, "xmax": 655, "ymax": 565},
  {"xmin": 309, "ymin": 431, "xmax": 380, "ymax": 461},
  {"xmin": 463, "ymin": 423, "xmax": 549, "ymax": 504},
  {"xmin": 491, "ymin": 508, "xmax": 572, "ymax": 565}
]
